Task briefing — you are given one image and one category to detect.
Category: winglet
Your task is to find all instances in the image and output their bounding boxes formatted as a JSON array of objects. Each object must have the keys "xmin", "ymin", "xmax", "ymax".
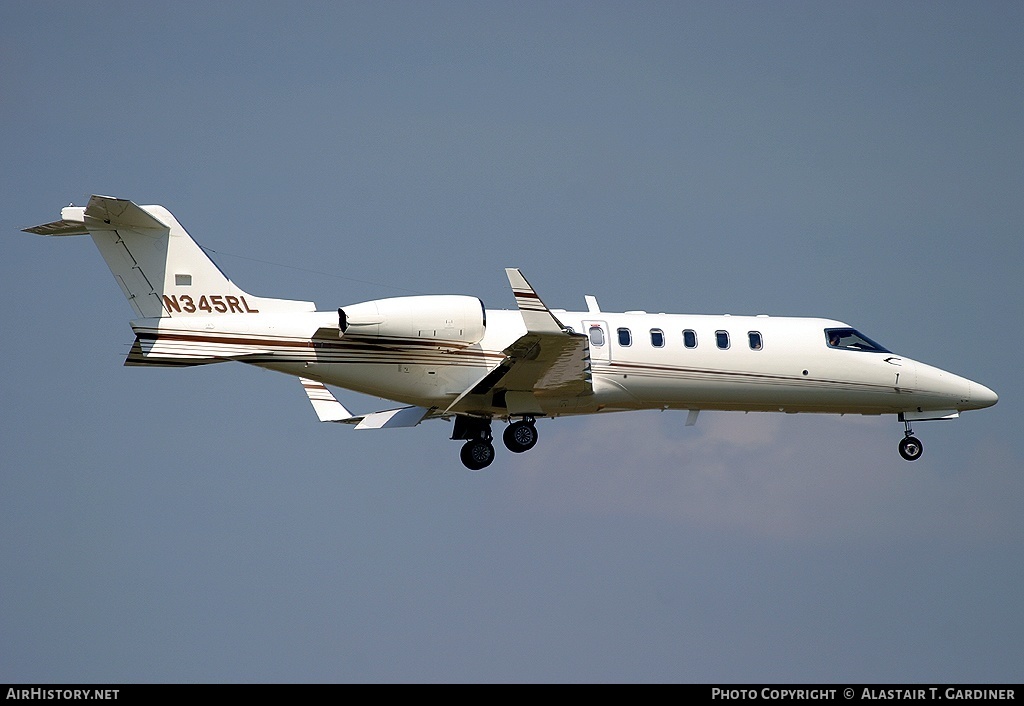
[
  {"xmin": 300, "ymin": 378, "xmax": 354, "ymax": 422},
  {"xmin": 505, "ymin": 268, "xmax": 566, "ymax": 334}
]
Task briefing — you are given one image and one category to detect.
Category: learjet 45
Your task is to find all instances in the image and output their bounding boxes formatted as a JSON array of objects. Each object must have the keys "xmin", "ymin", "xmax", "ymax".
[{"xmin": 24, "ymin": 196, "xmax": 998, "ymax": 470}]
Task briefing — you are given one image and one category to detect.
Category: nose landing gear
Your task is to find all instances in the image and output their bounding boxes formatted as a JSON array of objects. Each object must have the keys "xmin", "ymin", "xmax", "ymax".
[{"xmin": 898, "ymin": 419, "xmax": 924, "ymax": 461}]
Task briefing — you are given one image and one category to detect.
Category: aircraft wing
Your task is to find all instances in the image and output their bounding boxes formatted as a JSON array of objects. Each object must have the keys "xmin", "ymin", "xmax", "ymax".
[
  {"xmin": 299, "ymin": 378, "xmax": 432, "ymax": 429},
  {"xmin": 445, "ymin": 269, "xmax": 592, "ymax": 416}
]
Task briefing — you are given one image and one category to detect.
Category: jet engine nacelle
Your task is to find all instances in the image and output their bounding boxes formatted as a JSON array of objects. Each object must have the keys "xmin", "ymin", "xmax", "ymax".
[{"xmin": 339, "ymin": 295, "xmax": 486, "ymax": 346}]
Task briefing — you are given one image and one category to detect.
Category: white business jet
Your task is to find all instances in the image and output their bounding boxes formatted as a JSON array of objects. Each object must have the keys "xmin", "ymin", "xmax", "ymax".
[{"xmin": 25, "ymin": 196, "xmax": 997, "ymax": 470}]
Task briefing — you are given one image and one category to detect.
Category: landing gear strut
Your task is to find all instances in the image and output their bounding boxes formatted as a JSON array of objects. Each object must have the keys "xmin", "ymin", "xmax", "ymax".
[
  {"xmin": 503, "ymin": 417, "xmax": 538, "ymax": 453},
  {"xmin": 898, "ymin": 419, "xmax": 924, "ymax": 461}
]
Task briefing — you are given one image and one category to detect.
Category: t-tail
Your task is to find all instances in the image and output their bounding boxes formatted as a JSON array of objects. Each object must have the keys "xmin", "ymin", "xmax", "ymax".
[{"xmin": 24, "ymin": 195, "xmax": 314, "ymax": 366}]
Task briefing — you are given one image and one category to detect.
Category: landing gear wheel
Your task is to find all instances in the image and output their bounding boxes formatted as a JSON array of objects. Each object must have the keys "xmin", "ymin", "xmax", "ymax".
[
  {"xmin": 461, "ymin": 439, "xmax": 496, "ymax": 471},
  {"xmin": 899, "ymin": 436, "xmax": 923, "ymax": 461},
  {"xmin": 503, "ymin": 420, "xmax": 538, "ymax": 453}
]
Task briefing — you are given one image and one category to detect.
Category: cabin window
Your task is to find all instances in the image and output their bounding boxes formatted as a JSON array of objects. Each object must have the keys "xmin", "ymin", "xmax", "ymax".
[
  {"xmin": 748, "ymin": 331, "xmax": 763, "ymax": 350},
  {"xmin": 650, "ymin": 329, "xmax": 665, "ymax": 348},
  {"xmin": 683, "ymin": 329, "xmax": 697, "ymax": 349},
  {"xmin": 824, "ymin": 328, "xmax": 891, "ymax": 353},
  {"xmin": 617, "ymin": 328, "xmax": 632, "ymax": 346},
  {"xmin": 716, "ymin": 330, "xmax": 730, "ymax": 349},
  {"xmin": 589, "ymin": 326, "xmax": 605, "ymax": 347}
]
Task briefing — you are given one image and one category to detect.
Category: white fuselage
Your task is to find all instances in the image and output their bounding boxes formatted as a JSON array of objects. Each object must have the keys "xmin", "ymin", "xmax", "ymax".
[{"xmin": 131, "ymin": 307, "xmax": 995, "ymax": 420}]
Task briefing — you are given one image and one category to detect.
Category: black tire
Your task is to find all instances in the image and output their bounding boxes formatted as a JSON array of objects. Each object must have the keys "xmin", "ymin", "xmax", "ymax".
[
  {"xmin": 503, "ymin": 421, "xmax": 538, "ymax": 453},
  {"xmin": 898, "ymin": 436, "xmax": 924, "ymax": 461},
  {"xmin": 461, "ymin": 439, "xmax": 495, "ymax": 470}
]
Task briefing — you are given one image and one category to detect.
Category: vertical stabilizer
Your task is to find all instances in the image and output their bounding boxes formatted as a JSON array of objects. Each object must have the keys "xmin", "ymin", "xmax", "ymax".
[{"xmin": 24, "ymin": 195, "xmax": 314, "ymax": 319}]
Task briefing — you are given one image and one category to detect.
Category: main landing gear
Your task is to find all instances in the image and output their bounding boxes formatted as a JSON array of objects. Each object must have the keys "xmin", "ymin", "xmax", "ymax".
[
  {"xmin": 452, "ymin": 416, "xmax": 539, "ymax": 470},
  {"xmin": 898, "ymin": 419, "xmax": 924, "ymax": 462},
  {"xmin": 460, "ymin": 437, "xmax": 496, "ymax": 471},
  {"xmin": 503, "ymin": 418, "xmax": 538, "ymax": 453}
]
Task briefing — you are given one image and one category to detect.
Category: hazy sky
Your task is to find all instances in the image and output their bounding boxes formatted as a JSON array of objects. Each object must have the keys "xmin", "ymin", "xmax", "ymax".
[{"xmin": 2, "ymin": 1, "xmax": 1022, "ymax": 683}]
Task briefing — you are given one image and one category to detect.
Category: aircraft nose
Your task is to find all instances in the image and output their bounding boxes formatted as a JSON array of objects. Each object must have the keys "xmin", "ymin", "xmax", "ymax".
[{"xmin": 971, "ymin": 382, "xmax": 999, "ymax": 409}]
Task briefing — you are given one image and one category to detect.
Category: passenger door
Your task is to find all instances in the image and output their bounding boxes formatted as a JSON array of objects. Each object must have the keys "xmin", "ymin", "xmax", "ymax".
[{"xmin": 583, "ymin": 320, "xmax": 611, "ymax": 364}]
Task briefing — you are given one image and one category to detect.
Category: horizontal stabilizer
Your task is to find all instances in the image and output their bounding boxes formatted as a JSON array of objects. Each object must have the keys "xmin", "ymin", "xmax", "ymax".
[
  {"xmin": 85, "ymin": 195, "xmax": 167, "ymax": 229},
  {"xmin": 23, "ymin": 210, "xmax": 88, "ymax": 236},
  {"xmin": 23, "ymin": 196, "xmax": 167, "ymax": 234}
]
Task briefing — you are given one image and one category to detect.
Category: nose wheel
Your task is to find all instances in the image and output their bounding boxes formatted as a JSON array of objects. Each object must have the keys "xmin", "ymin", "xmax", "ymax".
[{"xmin": 898, "ymin": 420, "xmax": 923, "ymax": 461}]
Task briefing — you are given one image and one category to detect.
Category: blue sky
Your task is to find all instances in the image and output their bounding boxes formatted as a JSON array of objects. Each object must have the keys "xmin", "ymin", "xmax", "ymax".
[{"xmin": 2, "ymin": 1, "xmax": 1022, "ymax": 682}]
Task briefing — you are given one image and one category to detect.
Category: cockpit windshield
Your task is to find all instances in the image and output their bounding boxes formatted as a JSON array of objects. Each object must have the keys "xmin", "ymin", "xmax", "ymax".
[{"xmin": 824, "ymin": 328, "xmax": 891, "ymax": 353}]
